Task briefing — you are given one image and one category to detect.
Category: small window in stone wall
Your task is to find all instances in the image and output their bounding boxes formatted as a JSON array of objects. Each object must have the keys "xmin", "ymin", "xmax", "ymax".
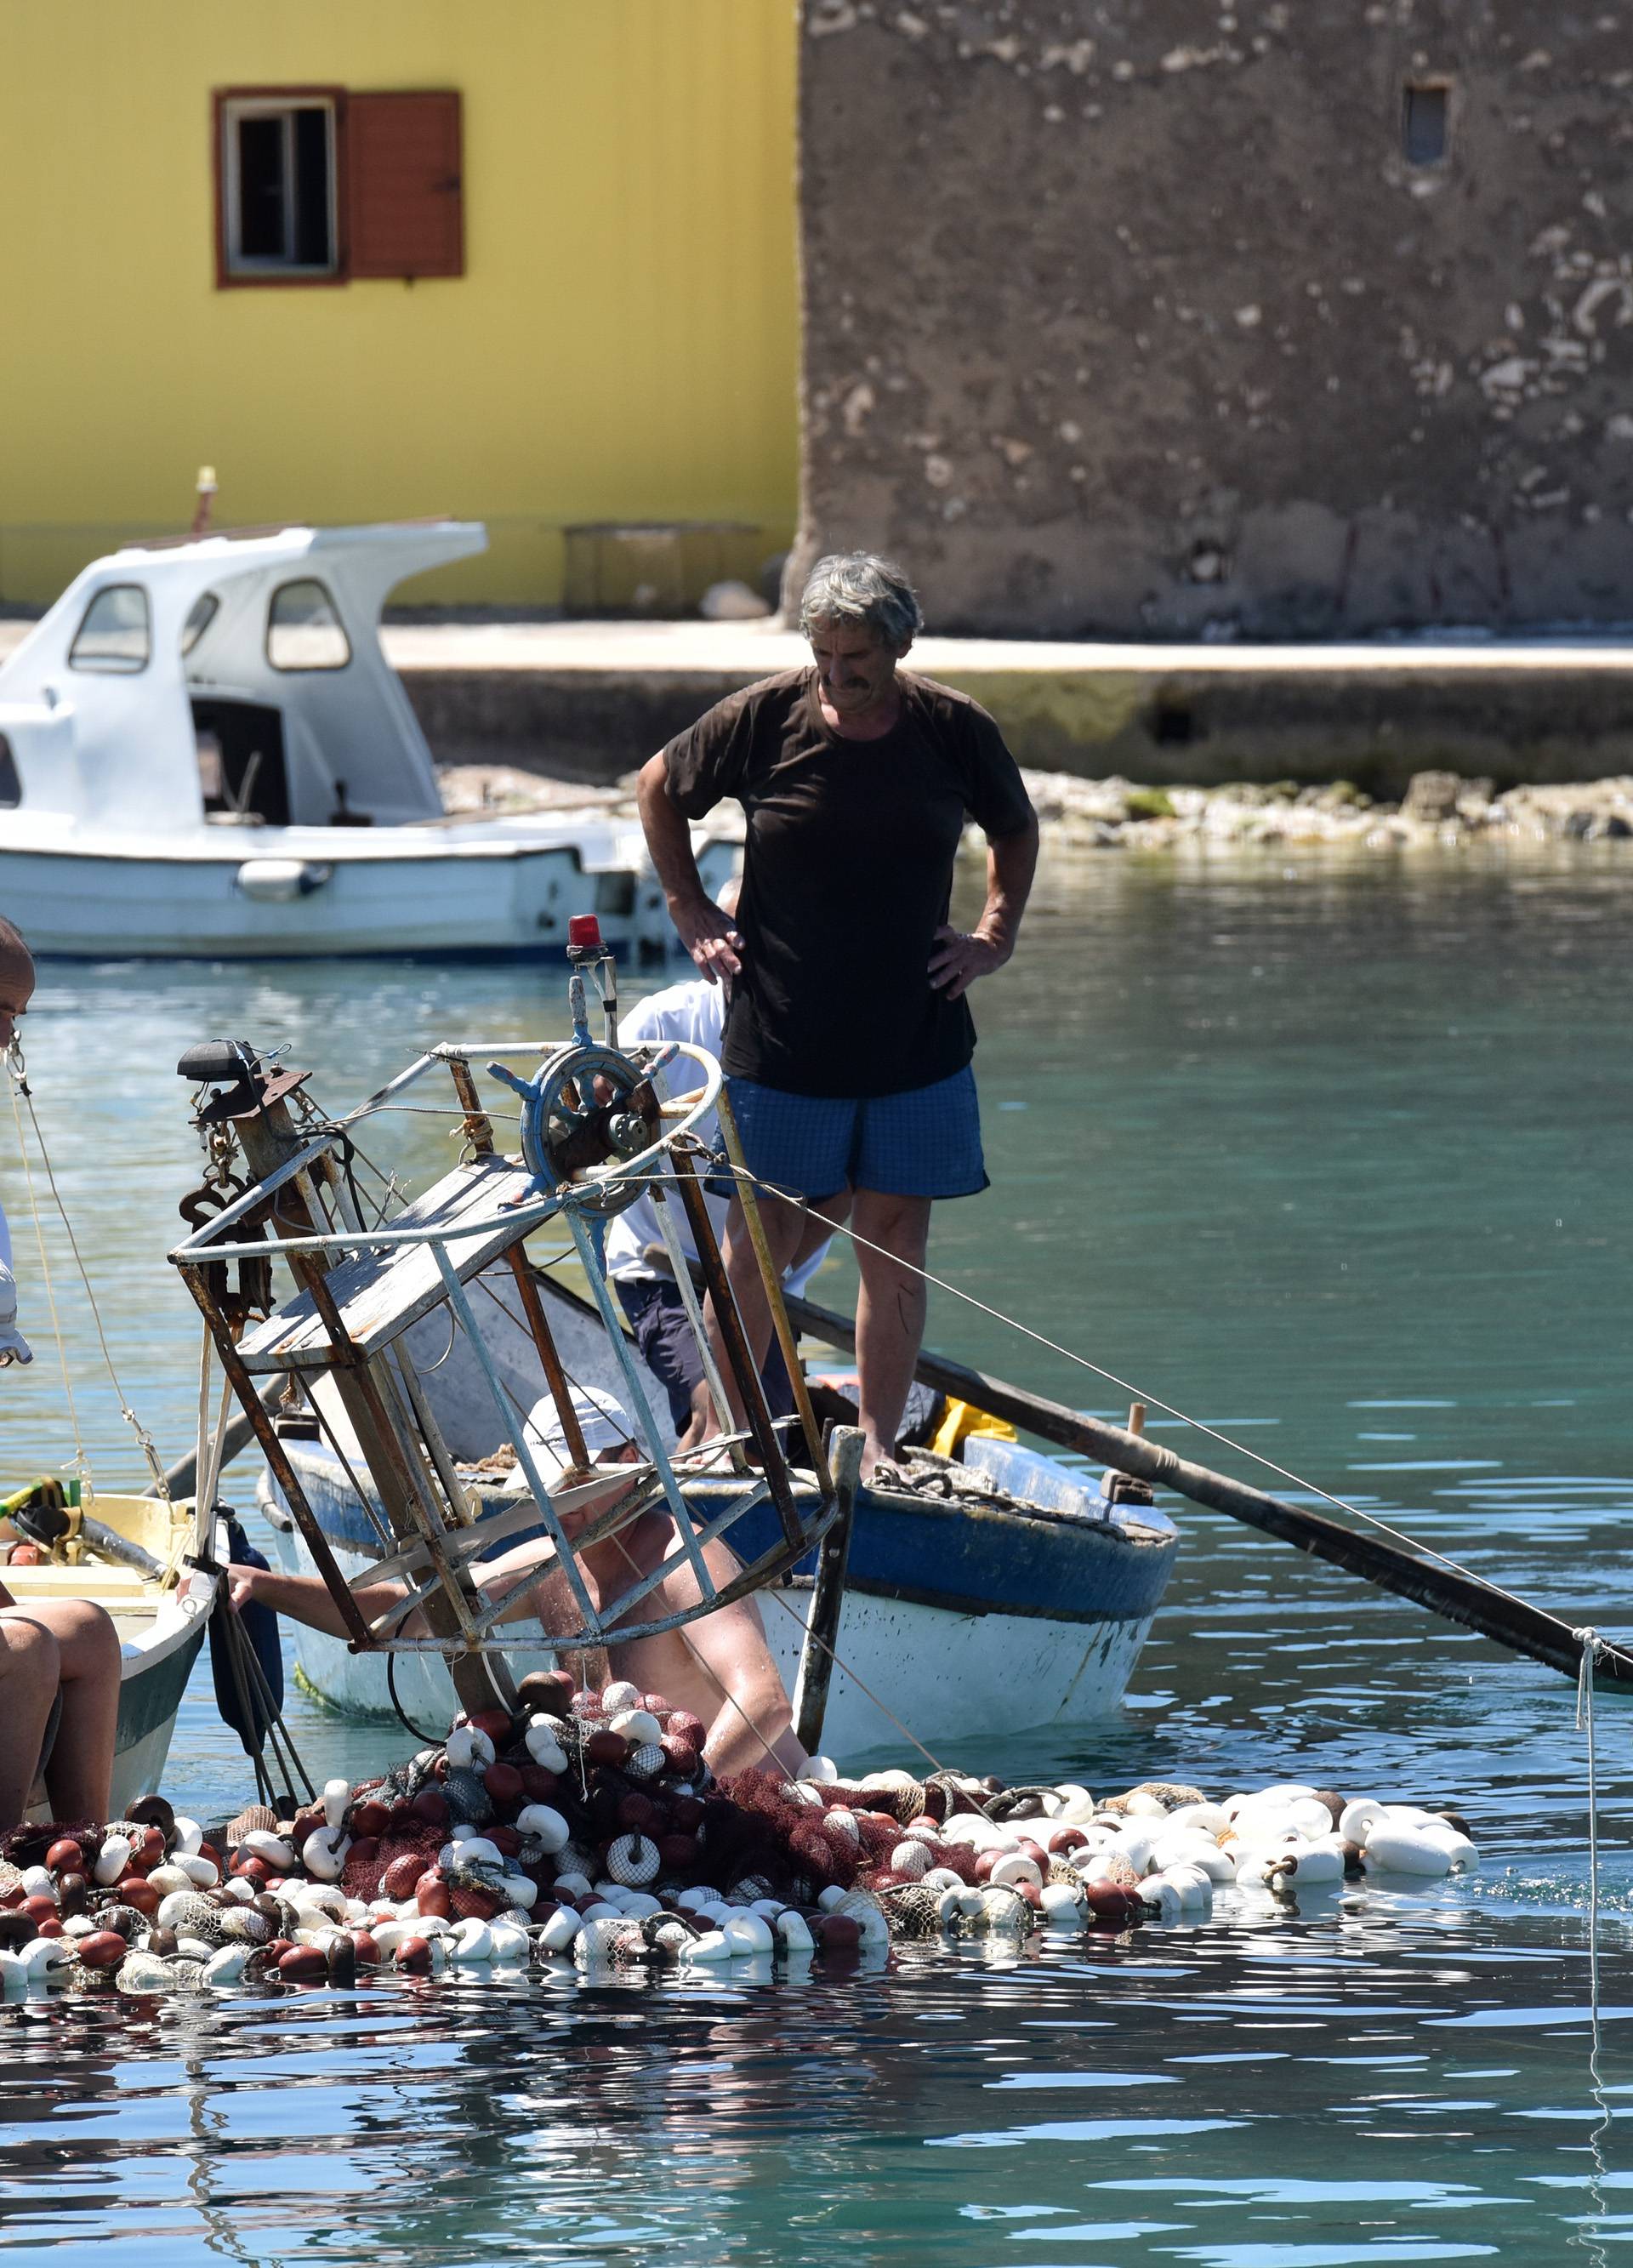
[{"xmin": 1403, "ymin": 83, "xmax": 1450, "ymax": 167}]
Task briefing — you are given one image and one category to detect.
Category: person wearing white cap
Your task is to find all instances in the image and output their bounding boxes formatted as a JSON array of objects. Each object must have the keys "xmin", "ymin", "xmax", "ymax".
[{"xmin": 218, "ymin": 1378, "xmax": 805, "ymax": 1775}]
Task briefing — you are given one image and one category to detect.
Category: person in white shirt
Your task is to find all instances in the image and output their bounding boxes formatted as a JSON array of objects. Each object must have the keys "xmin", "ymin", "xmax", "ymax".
[{"xmin": 605, "ymin": 882, "xmax": 848, "ymax": 1434}]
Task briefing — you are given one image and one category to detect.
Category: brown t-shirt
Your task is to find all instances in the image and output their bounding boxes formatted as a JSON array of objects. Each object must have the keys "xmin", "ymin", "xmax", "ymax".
[{"xmin": 662, "ymin": 667, "xmax": 1034, "ymax": 1098}]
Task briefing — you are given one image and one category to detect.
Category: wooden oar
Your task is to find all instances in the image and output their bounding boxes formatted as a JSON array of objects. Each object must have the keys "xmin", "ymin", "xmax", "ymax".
[{"xmin": 782, "ymin": 1286, "xmax": 1633, "ymax": 1690}]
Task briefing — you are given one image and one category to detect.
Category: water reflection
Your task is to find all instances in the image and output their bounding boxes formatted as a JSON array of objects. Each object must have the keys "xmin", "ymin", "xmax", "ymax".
[{"xmin": 0, "ymin": 1904, "xmax": 1623, "ymax": 2265}]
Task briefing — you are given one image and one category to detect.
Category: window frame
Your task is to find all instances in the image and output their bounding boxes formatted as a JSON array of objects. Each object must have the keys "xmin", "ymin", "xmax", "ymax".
[
  {"xmin": 214, "ymin": 87, "xmax": 348, "ymax": 290},
  {"xmin": 265, "ymin": 578, "xmax": 353, "ymax": 674},
  {"xmin": 68, "ymin": 584, "xmax": 153, "ymax": 675},
  {"xmin": 179, "ymin": 591, "xmax": 220, "ymax": 659}
]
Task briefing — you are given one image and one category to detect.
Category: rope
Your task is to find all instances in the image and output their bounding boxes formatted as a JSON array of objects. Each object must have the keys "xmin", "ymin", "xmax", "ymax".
[
  {"xmin": 6, "ymin": 1049, "xmax": 88, "ymax": 1479},
  {"xmin": 1574, "ymin": 1625, "xmax": 1611, "ymax": 2268},
  {"xmin": 1574, "ymin": 1627, "xmax": 1604, "ymax": 2026},
  {"xmin": 6, "ymin": 1041, "xmax": 170, "ymax": 1496},
  {"xmin": 708, "ymin": 1160, "xmax": 1585, "ymax": 1638}
]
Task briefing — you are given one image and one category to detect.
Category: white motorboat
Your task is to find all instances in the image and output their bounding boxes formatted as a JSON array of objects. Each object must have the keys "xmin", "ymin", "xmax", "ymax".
[{"xmin": 0, "ymin": 521, "xmax": 731, "ymax": 959}]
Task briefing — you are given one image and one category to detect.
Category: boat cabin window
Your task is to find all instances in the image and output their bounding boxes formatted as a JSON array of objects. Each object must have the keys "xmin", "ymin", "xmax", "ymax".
[
  {"xmin": 68, "ymin": 584, "xmax": 151, "ymax": 674},
  {"xmin": 179, "ymin": 591, "xmax": 219, "ymax": 658},
  {"xmin": 219, "ymin": 96, "xmax": 338, "ymax": 277},
  {"xmin": 267, "ymin": 579, "xmax": 351, "ymax": 671},
  {"xmin": 0, "ymin": 736, "xmax": 19, "ymax": 809}
]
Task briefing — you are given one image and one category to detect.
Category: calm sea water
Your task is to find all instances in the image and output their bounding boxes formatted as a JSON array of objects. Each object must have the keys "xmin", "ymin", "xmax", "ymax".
[{"xmin": 2, "ymin": 845, "xmax": 1630, "ymax": 2266}]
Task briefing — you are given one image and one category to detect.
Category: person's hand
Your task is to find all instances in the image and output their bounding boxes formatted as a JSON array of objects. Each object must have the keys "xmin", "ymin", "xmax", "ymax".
[
  {"xmin": 671, "ymin": 894, "xmax": 743, "ymax": 984},
  {"xmin": 928, "ymin": 924, "xmax": 1009, "ymax": 1000},
  {"xmin": 225, "ymin": 1564, "xmax": 260, "ymax": 1613}
]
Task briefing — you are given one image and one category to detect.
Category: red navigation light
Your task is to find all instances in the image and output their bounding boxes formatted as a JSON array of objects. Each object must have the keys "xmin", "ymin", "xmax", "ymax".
[{"xmin": 567, "ymin": 915, "xmax": 602, "ymax": 949}]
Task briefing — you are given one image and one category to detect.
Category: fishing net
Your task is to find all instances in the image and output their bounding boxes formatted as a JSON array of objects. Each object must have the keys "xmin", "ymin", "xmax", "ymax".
[{"xmin": 342, "ymin": 1819, "xmax": 445, "ymax": 1902}]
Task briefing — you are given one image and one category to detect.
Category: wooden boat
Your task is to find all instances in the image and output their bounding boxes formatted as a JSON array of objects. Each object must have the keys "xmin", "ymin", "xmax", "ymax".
[
  {"xmin": 168, "ymin": 959, "xmax": 1180, "ymax": 1759},
  {"xmin": 169, "ymin": 926, "xmax": 1633, "ymax": 1789},
  {"xmin": 252, "ymin": 1267, "xmax": 1180, "ymax": 1751},
  {"xmin": 1, "ymin": 1484, "xmax": 215, "ymax": 1816}
]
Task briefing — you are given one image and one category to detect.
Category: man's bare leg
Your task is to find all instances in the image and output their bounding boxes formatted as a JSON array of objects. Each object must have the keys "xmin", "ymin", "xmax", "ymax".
[
  {"xmin": 0, "ymin": 1615, "xmax": 62, "ymax": 1829},
  {"xmin": 33, "ymin": 1599, "xmax": 119, "ymax": 1822},
  {"xmin": 851, "ymin": 1188, "xmax": 932, "ymax": 1478}
]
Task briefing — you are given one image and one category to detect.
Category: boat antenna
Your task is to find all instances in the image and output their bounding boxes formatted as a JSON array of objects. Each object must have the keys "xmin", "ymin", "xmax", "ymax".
[{"xmin": 191, "ymin": 464, "xmax": 218, "ymax": 539}]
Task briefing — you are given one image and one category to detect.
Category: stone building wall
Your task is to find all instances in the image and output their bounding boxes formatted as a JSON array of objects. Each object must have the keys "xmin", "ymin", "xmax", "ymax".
[{"xmin": 789, "ymin": 0, "xmax": 1633, "ymax": 637}]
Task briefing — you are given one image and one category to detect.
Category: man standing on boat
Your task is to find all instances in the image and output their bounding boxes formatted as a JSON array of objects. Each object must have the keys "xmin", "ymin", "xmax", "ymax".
[{"xmin": 636, "ymin": 553, "xmax": 1038, "ymax": 1477}]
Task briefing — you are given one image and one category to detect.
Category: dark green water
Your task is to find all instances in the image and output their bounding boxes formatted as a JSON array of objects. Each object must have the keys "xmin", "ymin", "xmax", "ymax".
[{"xmin": 2, "ymin": 846, "xmax": 1629, "ymax": 2265}]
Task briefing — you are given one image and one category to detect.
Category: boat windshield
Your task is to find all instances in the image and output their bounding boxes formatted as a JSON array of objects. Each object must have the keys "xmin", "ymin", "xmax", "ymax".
[{"xmin": 68, "ymin": 584, "xmax": 151, "ymax": 674}]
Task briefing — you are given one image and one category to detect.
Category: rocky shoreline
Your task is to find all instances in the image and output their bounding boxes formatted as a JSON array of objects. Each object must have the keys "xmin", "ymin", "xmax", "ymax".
[{"xmin": 440, "ymin": 761, "xmax": 1633, "ymax": 853}]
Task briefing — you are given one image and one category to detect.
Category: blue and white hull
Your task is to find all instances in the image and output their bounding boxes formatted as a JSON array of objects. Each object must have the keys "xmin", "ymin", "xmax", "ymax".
[{"xmin": 258, "ymin": 1427, "xmax": 1178, "ymax": 1754}]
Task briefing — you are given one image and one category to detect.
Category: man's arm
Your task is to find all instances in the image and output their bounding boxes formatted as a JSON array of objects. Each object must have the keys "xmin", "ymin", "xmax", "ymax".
[
  {"xmin": 217, "ymin": 1562, "xmax": 416, "ymax": 1639},
  {"xmin": 927, "ymin": 815, "xmax": 1040, "ymax": 1001},
  {"xmin": 636, "ymin": 753, "xmax": 743, "ymax": 983}
]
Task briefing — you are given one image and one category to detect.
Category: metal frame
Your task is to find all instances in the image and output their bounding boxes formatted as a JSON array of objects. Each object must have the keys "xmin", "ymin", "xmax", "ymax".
[{"xmin": 170, "ymin": 1027, "xmax": 838, "ymax": 1664}]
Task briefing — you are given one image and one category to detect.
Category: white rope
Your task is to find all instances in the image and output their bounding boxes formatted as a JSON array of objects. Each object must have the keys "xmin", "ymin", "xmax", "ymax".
[
  {"xmin": 6, "ymin": 1040, "xmax": 169, "ymax": 1496},
  {"xmin": 706, "ymin": 1160, "xmax": 1589, "ymax": 1636},
  {"xmin": 1573, "ymin": 1626, "xmax": 1604, "ymax": 2028},
  {"xmin": 1574, "ymin": 1625, "xmax": 1612, "ymax": 2268}
]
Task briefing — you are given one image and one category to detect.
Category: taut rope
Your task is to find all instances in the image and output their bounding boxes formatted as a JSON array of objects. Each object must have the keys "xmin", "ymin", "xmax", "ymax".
[{"xmin": 6, "ymin": 1040, "xmax": 170, "ymax": 1496}]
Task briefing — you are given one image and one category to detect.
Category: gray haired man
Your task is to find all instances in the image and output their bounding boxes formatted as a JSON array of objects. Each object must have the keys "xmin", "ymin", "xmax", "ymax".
[{"xmin": 636, "ymin": 552, "xmax": 1038, "ymax": 1478}]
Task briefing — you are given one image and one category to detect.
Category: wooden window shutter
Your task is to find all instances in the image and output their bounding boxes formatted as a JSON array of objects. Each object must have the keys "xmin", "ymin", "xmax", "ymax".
[{"xmin": 346, "ymin": 91, "xmax": 464, "ymax": 278}]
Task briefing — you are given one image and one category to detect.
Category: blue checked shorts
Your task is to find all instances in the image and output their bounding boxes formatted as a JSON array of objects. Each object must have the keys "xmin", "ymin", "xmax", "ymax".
[{"xmin": 725, "ymin": 1064, "xmax": 988, "ymax": 1203}]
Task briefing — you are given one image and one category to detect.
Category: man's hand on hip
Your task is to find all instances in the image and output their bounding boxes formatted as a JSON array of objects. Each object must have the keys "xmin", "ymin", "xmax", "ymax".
[
  {"xmin": 928, "ymin": 923, "xmax": 1008, "ymax": 1000},
  {"xmin": 672, "ymin": 895, "xmax": 743, "ymax": 983}
]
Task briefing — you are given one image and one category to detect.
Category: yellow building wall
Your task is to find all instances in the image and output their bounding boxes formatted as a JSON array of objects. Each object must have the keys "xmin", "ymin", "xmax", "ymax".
[{"xmin": 0, "ymin": 3, "xmax": 799, "ymax": 607}]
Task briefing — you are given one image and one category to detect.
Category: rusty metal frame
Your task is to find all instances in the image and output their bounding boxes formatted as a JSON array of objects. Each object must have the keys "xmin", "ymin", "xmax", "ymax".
[{"xmin": 169, "ymin": 1034, "xmax": 836, "ymax": 1662}]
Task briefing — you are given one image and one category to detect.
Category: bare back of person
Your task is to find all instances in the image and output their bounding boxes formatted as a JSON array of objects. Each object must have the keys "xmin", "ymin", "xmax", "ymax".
[{"xmin": 487, "ymin": 1508, "xmax": 805, "ymax": 1779}]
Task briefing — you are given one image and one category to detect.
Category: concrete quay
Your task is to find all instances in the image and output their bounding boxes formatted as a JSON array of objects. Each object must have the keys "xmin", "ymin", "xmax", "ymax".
[
  {"xmin": 5, "ymin": 613, "xmax": 1631, "ymax": 797},
  {"xmin": 383, "ymin": 619, "xmax": 1633, "ymax": 797}
]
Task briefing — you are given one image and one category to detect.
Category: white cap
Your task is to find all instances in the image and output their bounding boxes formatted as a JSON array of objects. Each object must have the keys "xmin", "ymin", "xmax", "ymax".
[
  {"xmin": 0, "ymin": 1257, "xmax": 32, "ymax": 1367},
  {"xmin": 517, "ymin": 1382, "xmax": 634, "ymax": 1484}
]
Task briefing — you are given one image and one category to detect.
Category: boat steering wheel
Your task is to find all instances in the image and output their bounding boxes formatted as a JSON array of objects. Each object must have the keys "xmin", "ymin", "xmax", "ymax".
[{"xmin": 490, "ymin": 1040, "xmax": 660, "ymax": 1217}]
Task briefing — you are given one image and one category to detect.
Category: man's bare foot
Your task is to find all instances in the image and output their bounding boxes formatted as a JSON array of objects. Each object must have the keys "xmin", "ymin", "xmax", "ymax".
[{"xmin": 858, "ymin": 1436, "xmax": 900, "ymax": 1482}]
